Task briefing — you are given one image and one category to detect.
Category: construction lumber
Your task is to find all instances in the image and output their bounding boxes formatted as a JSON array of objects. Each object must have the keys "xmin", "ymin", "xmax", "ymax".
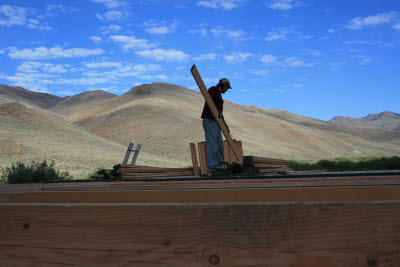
[
  {"xmin": 1, "ymin": 174, "xmax": 400, "ymax": 266},
  {"xmin": 198, "ymin": 142, "xmax": 207, "ymax": 175},
  {"xmin": 191, "ymin": 64, "xmax": 243, "ymax": 161},
  {"xmin": 190, "ymin": 143, "xmax": 200, "ymax": 176}
]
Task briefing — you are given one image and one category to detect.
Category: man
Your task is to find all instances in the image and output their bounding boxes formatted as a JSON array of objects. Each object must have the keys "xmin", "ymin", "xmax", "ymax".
[{"xmin": 201, "ymin": 78, "xmax": 232, "ymax": 174}]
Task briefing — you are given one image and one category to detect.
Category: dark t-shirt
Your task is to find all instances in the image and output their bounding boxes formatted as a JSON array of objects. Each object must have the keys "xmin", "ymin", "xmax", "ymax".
[{"xmin": 201, "ymin": 86, "xmax": 224, "ymax": 121}]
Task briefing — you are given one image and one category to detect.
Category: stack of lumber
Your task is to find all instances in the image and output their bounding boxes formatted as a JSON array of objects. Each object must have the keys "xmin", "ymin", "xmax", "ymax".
[
  {"xmin": 101, "ymin": 164, "xmax": 195, "ymax": 179},
  {"xmin": 244, "ymin": 156, "xmax": 295, "ymax": 175},
  {"xmin": 2, "ymin": 171, "xmax": 400, "ymax": 266},
  {"xmin": 212, "ymin": 156, "xmax": 294, "ymax": 177}
]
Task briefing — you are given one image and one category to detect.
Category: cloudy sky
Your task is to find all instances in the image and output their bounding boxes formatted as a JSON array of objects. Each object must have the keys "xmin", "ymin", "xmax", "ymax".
[{"xmin": 0, "ymin": 0, "xmax": 399, "ymax": 120}]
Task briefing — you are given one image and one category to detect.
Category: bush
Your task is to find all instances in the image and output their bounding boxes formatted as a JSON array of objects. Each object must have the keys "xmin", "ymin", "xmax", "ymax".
[
  {"xmin": 289, "ymin": 156, "xmax": 400, "ymax": 172},
  {"xmin": 1, "ymin": 160, "xmax": 71, "ymax": 184}
]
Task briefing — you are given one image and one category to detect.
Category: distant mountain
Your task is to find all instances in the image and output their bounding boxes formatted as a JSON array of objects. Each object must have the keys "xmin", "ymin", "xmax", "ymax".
[
  {"xmin": 49, "ymin": 90, "xmax": 116, "ymax": 121},
  {"xmin": 0, "ymin": 84, "xmax": 63, "ymax": 109},
  {"xmin": 329, "ymin": 111, "xmax": 400, "ymax": 132}
]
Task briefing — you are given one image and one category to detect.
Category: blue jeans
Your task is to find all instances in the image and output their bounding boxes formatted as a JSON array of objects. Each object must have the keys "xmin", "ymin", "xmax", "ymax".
[{"xmin": 202, "ymin": 118, "xmax": 224, "ymax": 174}]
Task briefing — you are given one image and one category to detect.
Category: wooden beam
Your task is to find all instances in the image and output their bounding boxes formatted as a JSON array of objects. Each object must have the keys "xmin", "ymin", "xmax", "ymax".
[
  {"xmin": 190, "ymin": 143, "xmax": 200, "ymax": 176},
  {"xmin": 191, "ymin": 65, "xmax": 243, "ymax": 161},
  {"xmin": 198, "ymin": 142, "xmax": 207, "ymax": 175}
]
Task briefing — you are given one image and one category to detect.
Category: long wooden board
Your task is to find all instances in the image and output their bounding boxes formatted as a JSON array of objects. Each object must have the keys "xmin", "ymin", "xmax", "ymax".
[
  {"xmin": 191, "ymin": 65, "xmax": 243, "ymax": 161},
  {"xmin": 1, "ymin": 199, "xmax": 400, "ymax": 266}
]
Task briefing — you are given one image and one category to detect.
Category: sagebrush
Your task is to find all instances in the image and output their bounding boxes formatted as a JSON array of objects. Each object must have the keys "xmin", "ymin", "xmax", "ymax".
[{"xmin": 1, "ymin": 160, "xmax": 71, "ymax": 184}]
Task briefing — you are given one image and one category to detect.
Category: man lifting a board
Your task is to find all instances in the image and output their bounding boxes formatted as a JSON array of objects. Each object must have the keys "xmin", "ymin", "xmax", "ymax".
[
  {"xmin": 200, "ymin": 78, "xmax": 231, "ymax": 174},
  {"xmin": 191, "ymin": 65, "xmax": 243, "ymax": 176}
]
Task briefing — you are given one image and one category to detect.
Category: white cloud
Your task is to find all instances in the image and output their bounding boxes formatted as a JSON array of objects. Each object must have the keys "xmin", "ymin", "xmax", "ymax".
[
  {"xmin": 3, "ymin": 72, "xmax": 55, "ymax": 92},
  {"xmin": 187, "ymin": 28, "xmax": 208, "ymax": 35},
  {"xmin": 90, "ymin": 36, "xmax": 103, "ymax": 43},
  {"xmin": 143, "ymin": 20, "xmax": 178, "ymax": 34},
  {"xmin": 197, "ymin": 0, "xmax": 246, "ymax": 10},
  {"xmin": 17, "ymin": 61, "xmax": 75, "ymax": 73},
  {"xmin": 292, "ymin": 83, "xmax": 303, "ymax": 88},
  {"xmin": 261, "ymin": 54, "xmax": 313, "ymax": 67},
  {"xmin": 91, "ymin": 0, "xmax": 126, "ymax": 8},
  {"xmin": 46, "ymin": 4, "xmax": 79, "ymax": 15},
  {"xmin": 194, "ymin": 53, "xmax": 217, "ymax": 61},
  {"xmin": 265, "ymin": 29, "xmax": 288, "ymax": 41},
  {"xmin": 267, "ymin": 0, "xmax": 293, "ymax": 10},
  {"xmin": 260, "ymin": 54, "xmax": 278, "ymax": 64},
  {"xmin": 273, "ymin": 89, "xmax": 285, "ymax": 93},
  {"xmin": 135, "ymin": 49, "xmax": 190, "ymax": 62},
  {"xmin": 0, "ymin": 5, "xmax": 51, "ymax": 30},
  {"xmin": 328, "ymin": 29, "xmax": 335, "ymax": 33},
  {"xmin": 249, "ymin": 69, "xmax": 270, "ymax": 76},
  {"xmin": 109, "ymin": 35, "xmax": 156, "ymax": 50},
  {"xmin": 84, "ymin": 61, "xmax": 123, "ymax": 68},
  {"xmin": 301, "ymin": 49, "xmax": 323, "ymax": 57},
  {"xmin": 393, "ymin": 23, "xmax": 400, "ymax": 30},
  {"xmin": 100, "ymin": 24, "xmax": 121, "ymax": 34},
  {"xmin": 345, "ymin": 11, "xmax": 397, "ymax": 30},
  {"xmin": 8, "ymin": 46, "xmax": 104, "ymax": 60},
  {"xmin": 210, "ymin": 27, "xmax": 245, "ymax": 39},
  {"xmin": 224, "ymin": 52, "xmax": 252, "ymax": 63},
  {"xmin": 96, "ymin": 10, "xmax": 124, "ymax": 21},
  {"xmin": 0, "ymin": 49, "xmax": 4, "ymax": 54}
]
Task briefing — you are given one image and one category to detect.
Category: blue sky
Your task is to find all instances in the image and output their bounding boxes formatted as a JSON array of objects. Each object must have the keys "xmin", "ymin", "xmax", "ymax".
[{"xmin": 0, "ymin": 0, "xmax": 399, "ymax": 121}]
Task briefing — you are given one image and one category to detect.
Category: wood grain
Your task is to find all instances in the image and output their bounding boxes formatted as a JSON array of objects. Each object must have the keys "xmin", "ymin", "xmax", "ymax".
[
  {"xmin": 1, "ymin": 203, "xmax": 400, "ymax": 266},
  {"xmin": 190, "ymin": 143, "xmax": 200, "ymax": 176}
]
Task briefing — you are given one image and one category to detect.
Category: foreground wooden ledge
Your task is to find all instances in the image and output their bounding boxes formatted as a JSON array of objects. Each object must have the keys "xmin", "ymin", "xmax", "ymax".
[{"xmin": 1, "ymin": 172, "xmax": 400, "ymax": 266}]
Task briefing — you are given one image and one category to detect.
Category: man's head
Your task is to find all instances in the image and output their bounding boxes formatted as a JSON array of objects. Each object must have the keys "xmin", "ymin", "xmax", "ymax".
[{"xmin": 217, "ymin": 78, "xmax": 231, "ymax": 94}]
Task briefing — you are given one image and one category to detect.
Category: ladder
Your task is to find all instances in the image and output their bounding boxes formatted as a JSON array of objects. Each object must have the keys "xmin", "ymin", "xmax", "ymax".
[{"xmin": 123, "ymin": 143, "xmax": 142, "ymax": 165}]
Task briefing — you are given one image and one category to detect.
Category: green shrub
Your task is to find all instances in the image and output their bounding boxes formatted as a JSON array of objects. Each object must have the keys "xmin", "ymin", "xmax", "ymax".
[
  {"xmin": 1, "ymin": 160, "xmax": 71, "ymax": 184},
  {"xmin": 289, "ymin": 156, "xmax": 400, "ymax": 172}
]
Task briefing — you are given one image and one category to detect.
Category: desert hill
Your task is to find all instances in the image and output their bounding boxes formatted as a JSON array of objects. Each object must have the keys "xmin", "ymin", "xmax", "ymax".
[
  {"xmin": 67, "ymin": 82, "xmax": 400, "ymax": 165},
  {"xmin": 0, "ymin": 102, "xmax": 183, "ymax": 171},
  {"xmin": 1, "ymin": 82, "xmax": 399, "ymax": 170},
  {"xmin": 0, "ymin": 84, "xmax": 62, "ymax": 109},
  {"xmin": 50, "ymin": 90, "xmax": 116, "ymax": 120},
  {"xmin": 330, "ymin": 111, "xmax": 400, "ymax": 132}
]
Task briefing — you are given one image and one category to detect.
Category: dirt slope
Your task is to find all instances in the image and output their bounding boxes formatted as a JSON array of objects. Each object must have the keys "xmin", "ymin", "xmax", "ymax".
[
  {"xmin": 50, "ymin": 90, "xmax": 116, "ymax": 120},
  {"xmin": 71, "ymin": 82, "xmax": 400, "ymax": 165},
  {"xmin": 0, "ymin": 102, "xmax": 183, "ymax": 171},
  {"xmin": 0, "ymin": 84, "xmax": 63, "ymax": 109}
]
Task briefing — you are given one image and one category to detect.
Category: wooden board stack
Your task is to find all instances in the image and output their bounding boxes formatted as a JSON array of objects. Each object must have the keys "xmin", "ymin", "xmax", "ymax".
[
  {"xmin": 105, "ymin": 164, "xmax": 196, "ymax": 179},
  {"xmin": 244, "ymin": 156, "xmax": 295, "ymax": 175}
]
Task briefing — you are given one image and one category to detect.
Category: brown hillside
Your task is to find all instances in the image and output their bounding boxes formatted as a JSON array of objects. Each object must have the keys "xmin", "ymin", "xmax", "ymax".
[
  {"xmin": 50, "ymin": 90, "xmax": 116, "ymax": 120},
  {"xmin": 0, "ymin": 84, "xmax": 63, "ymax": 109},
  {"xmin": 0, "ymin": 102, "xmax": 182, "ymax": 171},
  {"xmin": 71, "ymin": 82, "xmax": 400, "ymax": 165}
]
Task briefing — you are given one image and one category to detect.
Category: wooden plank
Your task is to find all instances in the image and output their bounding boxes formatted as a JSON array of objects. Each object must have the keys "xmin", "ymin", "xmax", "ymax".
[
  {"xmin": 223, "ymin": 140, "xmax": 231, "ymax": 164},
  {"xmin": 2, "ymin": 185, "xmax": 400, "ymax": 203},
  {"xmin": 1, "ymin": 203, "xmax": 400, "ymax": 266},
  {"xmin": 191, "ymin": 65, "xmax": 242, "ymax": 161},
  {"xmin": 121, "ymin": 172, "xmax": 194, "ymax": 178},
  {"xmin": 118, "ymin": 168, "xmax": 193, "ymax": 173},
  {"xmin": 236, "ymin": 141, "xmax": 243, "ymax": 162},
  {"xmin": 190, "ymin": 143, "xmax": 200, "ymax": 176},
  {"xmin": 198, "ymin": 142, "xmax": 207, "ymax": 175},
  {"xmin": 3, "ymin": 176, "xmax": 400, "ymax": 193},
  {"xmin": 253, "ymin": 164, "xmax": 291, "ymax": 168}
]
